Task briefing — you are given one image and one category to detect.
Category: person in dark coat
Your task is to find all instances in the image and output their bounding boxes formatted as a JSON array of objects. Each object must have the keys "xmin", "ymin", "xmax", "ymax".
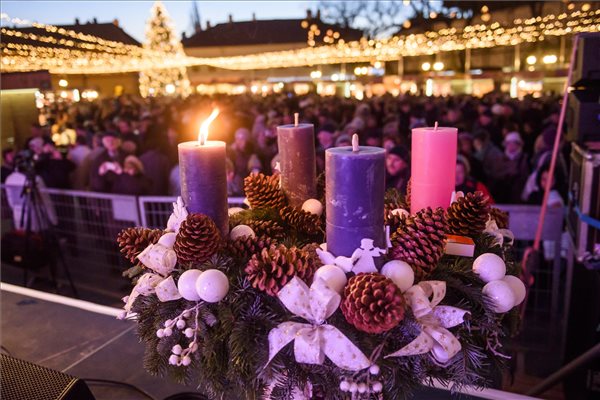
[
  {"xmin": 385, "ymin": 145, "xmax": 410, "ymax": 193},
  {"xmin": 111, "ymin": 155, "xmax": 151, "ymax": 196},
  {"xmin": 139, "ymin": 125, "xmax": 171, "ymax": 195},
  {"xmin": 89, "ymin": 131, "xmax": 125, "ymax": 193}
]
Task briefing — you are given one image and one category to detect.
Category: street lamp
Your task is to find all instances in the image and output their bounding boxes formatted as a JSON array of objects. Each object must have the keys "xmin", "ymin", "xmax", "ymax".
[
  {"xmin": 422, "ymin": 62, "xmax": 431, "ymax": 71},
  {"xmin": 433, "ymin": 62, "xmax": 444, "ymax": 71},
  {"xmin": 542, "ymin": 54, "xmax": 557, "ymax": 64},
  {"xmin": 526, "ymin": 55, "xmax": 537, "ymax": 65},
  {"xmin": 58, "ymin": 79, "xmax": 68, "ymax": 87}
]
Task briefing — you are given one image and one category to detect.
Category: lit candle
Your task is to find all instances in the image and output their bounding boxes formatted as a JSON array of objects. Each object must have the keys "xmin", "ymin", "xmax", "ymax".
[
  {"xmin": 277, "ymin": 113, "xmax": 317, "ymax": 206},
  {"xmin": 178, "ymin": 108, "xmax": 229, "ymax": 236},
  {"xmin": 326, "ymin": 134, "xmax": 386, "ymax": 257},
  {"xmin": 410, "ymin": 123, "xmax": 457, "ymax": 214}
]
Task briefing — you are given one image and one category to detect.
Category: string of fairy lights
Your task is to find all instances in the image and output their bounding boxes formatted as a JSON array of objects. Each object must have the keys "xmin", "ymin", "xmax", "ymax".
[{"xmin": 1, "ymin": 5, "xmax": 599, "ymax": 75}]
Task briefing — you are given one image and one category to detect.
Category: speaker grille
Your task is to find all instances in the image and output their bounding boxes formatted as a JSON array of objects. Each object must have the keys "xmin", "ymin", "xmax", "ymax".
[{"xmin": 0, "ymin": 354, "xmax": 93, "ymax": 400}]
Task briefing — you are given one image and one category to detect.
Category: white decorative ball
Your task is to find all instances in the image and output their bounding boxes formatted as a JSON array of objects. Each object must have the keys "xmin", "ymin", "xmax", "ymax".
[
  {"xmin": 473, "ymin": 253, "xmax": 506, "ymax": 283},
  {"xmin": 502, "ymin": 275, "xmax": 526, "ymax": 306},
  {"xmin": 177, "ymin": 269, "xmax": 203, "ymax": 301},
  {"xmin": 369, "ymin": 364, "xmax": 380, "ymax": 376},
  {"xmin": 381, "ymin": 260, "xmax": 415, "ymax": 292},
  {"xmin": 371, "ymin": 381, "xmax": 383, "ymax": 393},
  {"xmin": 230, "ymin": 224, "xmax": 256, "ymax": 240},
  {"xmin": 228, "ymin": 207, "xmax": 245, "ymax": 216},
  {"xmin": 314, "ymin": 264, "xmax": 347, "ymax": 293},
  {"xmin": 357, "ymin": 383, "xmax": 367, "ymax": 394},
  {"xmin": 390, "ymin": 208, "xmax": 410, "ymax": 218},
  {"xmin": 483, "ymin": 280, "xmax": 516, "ymax": 313},
  {"xmin": 195, "ymin": 269, "xmax": 229, "ymax": 303},
  {"xmin": 302, "ymin": 198, "xmax": 323, "ymax": 216},
  {"xmin": 349, "ymin": 382, "xmax": 358, "ymax": 393},
  {"xmin": 339, "ymin": 381, "xmax": 350, "ymax": 392}
]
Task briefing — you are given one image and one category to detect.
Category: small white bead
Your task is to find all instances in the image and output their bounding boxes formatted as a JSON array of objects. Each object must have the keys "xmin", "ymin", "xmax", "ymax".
[
  {"xmin": 188, "ymin": 342, "xmax": 198, "ymax": 352},
  {"xmin": 176, "ymin": 319, "xmax": 186, "ymax": 329},
  {"xmin": 181, "ymin": 356, "xmax": 192, "ymax": 366},
  {"xmin": 372, "ymin": 381, "xmax": 383, "ymax": 392},
  {"xmin": 184, "ymin": 328, "xmax": 194, "ymax": 338},
  {"xmin": 339, "ymin": 381, "xmax": 350, "ymax": 391},
  {"xmin": 163, "ymin": 327, "xmax": 173, "ymax": 337},
  {"xmin": 164, "ymin": 319, "xmax": 173, "ymax": 327},
  {"xmin": 168, "ymin": 355, "xmax": 179, "ymax": 365},
  {"xmin": 156, "ymin": 329, "xmax": 164, "ymax": 338},
  {"xmin": 182, "ymin": 311, "xmax": 191, "ymax": 318},
  {"xmin": 172, "ymin": 344, "xmax": 182, "ymax": 355},
  {"xmin": 357, "ymin": 383, "xmax": 367, "ymax": 393},
  {"xmin": 369, "ymin": 364, "xmax": 380, "ymax": 375},
  {"xmin": 349, "ymin": 382, "xmax": 358, "ymax": 393}
]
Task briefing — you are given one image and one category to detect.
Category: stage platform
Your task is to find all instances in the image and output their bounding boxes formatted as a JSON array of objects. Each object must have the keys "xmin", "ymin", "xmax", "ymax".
[{"xmin": 0, "ymin": 282, "xmax": 539, "ymax": 400}]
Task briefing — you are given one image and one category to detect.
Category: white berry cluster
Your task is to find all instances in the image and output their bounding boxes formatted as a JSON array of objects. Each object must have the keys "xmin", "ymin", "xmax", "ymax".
[
  {"xmin": 339, "ymin": 364, "xmax": 383, "ymax": 395},
  {"xmin": 155, "ymin": 305, "xmax": 200, "ymax": 367}
]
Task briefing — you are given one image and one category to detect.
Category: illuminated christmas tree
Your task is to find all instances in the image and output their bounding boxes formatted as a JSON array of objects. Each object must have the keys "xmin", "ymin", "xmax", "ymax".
[{"xmin": 139, "ymin": 1, "xmax": 191, "ymax": 97}]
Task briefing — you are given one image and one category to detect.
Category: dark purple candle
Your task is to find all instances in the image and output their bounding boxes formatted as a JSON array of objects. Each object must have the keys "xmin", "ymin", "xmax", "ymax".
[
  {"xmin": 178, "ymin": 109, "xmax": 228, "ymax": 236},
  {"xmin": 325, "ymin": 136, "xmax": 385, "ymax": 257},
  {"xmin": 277, "ymin": 119, "xmax": 317, "ymax": 207}
]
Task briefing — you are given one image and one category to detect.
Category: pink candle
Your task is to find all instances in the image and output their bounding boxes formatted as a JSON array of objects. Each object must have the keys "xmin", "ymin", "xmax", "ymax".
[{"xmin": 410, "ymin": 125, "xmax": 457, "ymax": 214}]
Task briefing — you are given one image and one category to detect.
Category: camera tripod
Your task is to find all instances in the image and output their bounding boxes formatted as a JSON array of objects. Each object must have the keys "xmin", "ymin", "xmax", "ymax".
[{"xmin": 18, "ymin": 172, "xmax": 78, "ymax": 297}]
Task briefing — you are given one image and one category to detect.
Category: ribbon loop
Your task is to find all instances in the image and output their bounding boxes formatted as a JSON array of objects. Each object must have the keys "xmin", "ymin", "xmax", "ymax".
[
  {"xmin": 386, "ymin": 281, "xmax": 469, "ymax": 363},
  {"xmin": 267, "ymin": 277, "xmax": 370, "ymax": 371}
]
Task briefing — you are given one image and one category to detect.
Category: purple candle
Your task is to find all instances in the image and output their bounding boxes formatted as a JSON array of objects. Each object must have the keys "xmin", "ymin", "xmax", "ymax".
[
  {"xmin": 326, "ymin": 135, "xmax": 385, "ymax": 257},
  {"xmin": 178, "ymin": 109, "xmax": 228, "ymax": 236},
  {"xmin": 277, "ymin": 114, "xmax": 317, "ymax": 206}
]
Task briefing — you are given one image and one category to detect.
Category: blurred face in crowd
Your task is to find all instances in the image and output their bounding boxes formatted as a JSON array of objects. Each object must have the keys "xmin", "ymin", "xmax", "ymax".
[
  {"xmin": 504, "ymin": 139, "xmax": 521, "ymax": 154},
  {"xmin": 317, "ymin": 129, "xmax": 334, "ymax": 148},
  {"xmin": 386, "ymin": 153, "xmax": 408, "ymax": 177},
  {"xmin": 540, "ymin": 170, "xmax": 551, "ymax": 190},
  {"xmin": 478, "ymin": 114, "xmax": 492, "ymax": 126},
  {"xmin": 117, "ymin": 120, "xmax": 131, "ymax": 135},
  {"xmin": 102, "ymin": 136, "xmax": 121, "ymax": 153},
  {"xmin": 124, "ymin": 160, "xmax": 140, "ymax": 176},
  {"xmin": 366, "ymin": 136, "xmax": 381, "ymax": 147},
  {"xmin": 456, "ymin": 163, "xmax": 466, "ymax": 186},
  {"xmin": 459, "ymin": 137, "xmax": 473, "ymax": 155},
  {"xmin": 3, "ymin": 149, "xmax": 15, "ymax": 166},
  {"xmin": 473, "ymin": 138, "xmax": 484, "ymax": 152},
  {"xmin": 234, "ymin": 128, "xmax": 250, "ymax": 150}
]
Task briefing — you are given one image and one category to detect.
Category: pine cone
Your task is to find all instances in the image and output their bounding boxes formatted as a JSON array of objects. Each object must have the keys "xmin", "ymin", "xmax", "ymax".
[
  {"xmin": 489, "ymin": 207, "xmax": 509, "ymax": 229},
  {"xmin": 341, "ymin": 273, "xmax": 405, "ymax": 334},
  {"xmin": 247, "ymin": 220, "xmax": 285, "ymax": 240},
  {"xmin": 117, "ymin": 227, "xmax": 162, "ymax": 263},
  {"xmin": 225, "ymin": 235, "xmax": 276, "ymax": 260},
  {"xmin": 245, "ymin": 244, "xmax": 316, "ymax": 296},
  {"xmin": 446, "ymin": 191, "xmax": 491, "ymax": 236},
  {"xmin": 174, "ymin": 213, "xmax": 222, "ymax": 265},
  {"xmin": 280, "ymin": 206, "xmax": 323, "ymax": 235},
  {"xmin": 384, "ymin": 207, "xmax": 409, "ymax": 233},
  {"xmin": 390, "ymin": 207, "xmax": 447, "ymax": 280},
  {"xmin": 244, "ymin": 173, "xmax": 287, "ymax": 210},
  {"xmin": 405, "ymin": 178, "xmax": 412, "ymax": 210}
]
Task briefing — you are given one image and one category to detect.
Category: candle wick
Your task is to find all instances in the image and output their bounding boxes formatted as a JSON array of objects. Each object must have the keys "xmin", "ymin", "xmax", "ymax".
[
  {"xmin": 352, "ymin": 133, "xmax": 359, "ymax": 153},
  {"xmin": 294, "ymin": 113, "xmax": 299, "ymax": 127},
  {"xmin": 434, "ymin": 121, "xmax": 439, "ymax": 131}
]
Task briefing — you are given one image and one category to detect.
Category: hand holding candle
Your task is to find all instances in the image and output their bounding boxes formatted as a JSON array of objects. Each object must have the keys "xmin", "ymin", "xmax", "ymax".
[{"xmin": 178, "ymin": 108, "xmax": 229, "ymax": 236}]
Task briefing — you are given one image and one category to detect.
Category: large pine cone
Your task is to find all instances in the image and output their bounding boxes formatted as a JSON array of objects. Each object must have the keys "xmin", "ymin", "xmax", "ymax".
[
  {"xmin": 341, "ymin": 273, "xmax": 405, "ymax": 334},
  {"xmin": 446, "ymin": 191, "xmax": 491, "ymax": 236},
  {"xmin": 173, "ymin": 213, "xmax": 221, "ymax": 265},
  {"xmin": 384, "ymin": 207, "xmax": 409, "ymax": 233},
  {"xmin": 489, "ymin": 207, "xmax": 509, "ymax": 229},
  {"xmin": 390, "ymin": 207, "xmax": 447, "ymax": 280},
  {"xmin": 225, "ymin": 235, "xmax": 276, "ymax": 260},
  {"xmin": 244, "ymin": 173, "xmax": 287, "ymax": 210},
  {"xmin": 117, "ymin": 227, "xmax": 162, "ymax": 263},
  {"xmin": 247, "ymin": 220, "xmax": 285, "ymax": 240},
  {"xmin": 280, "ymin": 206, "xmax": 323, "ymax": 235},
  {"xmin": 245, "ymin": 244, "xmax": 316, "ymax": 296}
]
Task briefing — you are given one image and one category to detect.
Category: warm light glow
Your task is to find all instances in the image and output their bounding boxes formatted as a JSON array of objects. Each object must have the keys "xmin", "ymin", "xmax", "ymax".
[
  {"xmin": 403, "ymin": 20, "xmax": 411, "ymax": 29},
  {"xmin": 481, "ymin": 5, "xmax": 489, "ymax": 13},
  {"xmin": 430, "ymin": 12, "xmax": 438, "ymax": 19},
  {"xmin": 481, "ymin": 13, "xmax": 491, "ymax": 22},
  {"xmin": 72, "ymin": 89, "xmax": 80, "ymax": 102},
  {"xmin": 433, "ymin": 61, "xmax": 444, "ymax": 71},
  {"xmin": 301, "ymin": 20, "xmax": 308, "ymax": 28},
  {"xmin": 510, "ymin": 76, "xmax": 518, "ymax": 98},
  {"xmin": 331, "ymin": 73, "xmax": 339, "ymax": 81},
  {"xmin": 198, "ymin": 108, "xmax": 220, "ymax": 145},
  {"xmin": 582, "ymin": 3, "xmax": 591, "ymax": 12},
  {"xmin": 60, "ymin": 90, "xmax": 68, "ymax": 98},
  {"xmin": 425, "ymin": 79, "xmax": 434, "ymax": 96},
  {"xmin": 403, "ymin": 0, "xmax": 410, "ymax": 5},
  {"xmin": 542, "ymin": 54, "xmax": 558, "ymax": 64},
  {"xmin": 310, "ymin": 70, "xmax": 322, "ymax": 79},
  {"xmin": 165, "ymin": 83, "xmax": 176, "ymax": 94},
  {"xmin": 374, "ymin": 61, "xmax": 382, "ymax": 69},
  {"xmin": 526, "ymin": 55, "xmax": 537, "ymax": 65},
  {"xmin": 58, "ymin": 79, "xmax": 68, "ymax": 87},
  {"xmin": 422, "ymin": 62, "xmax": 431, "ymax": 71}
]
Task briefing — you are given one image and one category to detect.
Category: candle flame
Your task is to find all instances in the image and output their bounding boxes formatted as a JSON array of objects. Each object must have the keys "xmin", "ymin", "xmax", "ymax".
[{"xmin": 198, "ymin": 108, "xmax": 220, "ymax": 145}]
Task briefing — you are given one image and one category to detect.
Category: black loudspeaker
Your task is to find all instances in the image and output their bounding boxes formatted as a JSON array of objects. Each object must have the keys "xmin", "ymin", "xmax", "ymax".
[
  {"xmin": 566, "ymin": 89, "xmax": 600, "ymax": 143},
  {"xmin": 572, "ymin": 32, "xmax": 600, "ymax": 87},
  {"xmin": 0, "ymin": 354, "xmax": 95, "ymax": 400}
]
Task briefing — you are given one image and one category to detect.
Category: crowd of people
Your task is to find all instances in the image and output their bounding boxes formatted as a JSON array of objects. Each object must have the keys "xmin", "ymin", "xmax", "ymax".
[{"xmin": 1, "ymin": 91, "xmax": 570, "ymax": 208}]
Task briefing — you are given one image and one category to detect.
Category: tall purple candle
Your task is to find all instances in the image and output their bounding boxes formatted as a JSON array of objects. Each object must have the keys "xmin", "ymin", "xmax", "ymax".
[
  {"xmin": 178, "ymin": 109, "xmax": 229, "ymax": 236},
  {"xmin": 326, "ymin": 135, "xmax": 385, "ymax": 257},
  {"xmin": 277, "ymin": 116, "xmax": 317, "ymax": 206}
]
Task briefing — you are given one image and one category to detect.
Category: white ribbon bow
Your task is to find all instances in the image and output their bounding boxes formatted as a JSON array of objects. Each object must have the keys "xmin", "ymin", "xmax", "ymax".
[
  {"xmin": 386, "ymin": 281, "xmax": 469, "ymax": 363},
  {"xmin": 267, "ymin": 277, "xmax": 370, "ymax": 371},
  {"xmin": 484, "ymin": 218, "xmax": 514, "ymax": 247}
]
